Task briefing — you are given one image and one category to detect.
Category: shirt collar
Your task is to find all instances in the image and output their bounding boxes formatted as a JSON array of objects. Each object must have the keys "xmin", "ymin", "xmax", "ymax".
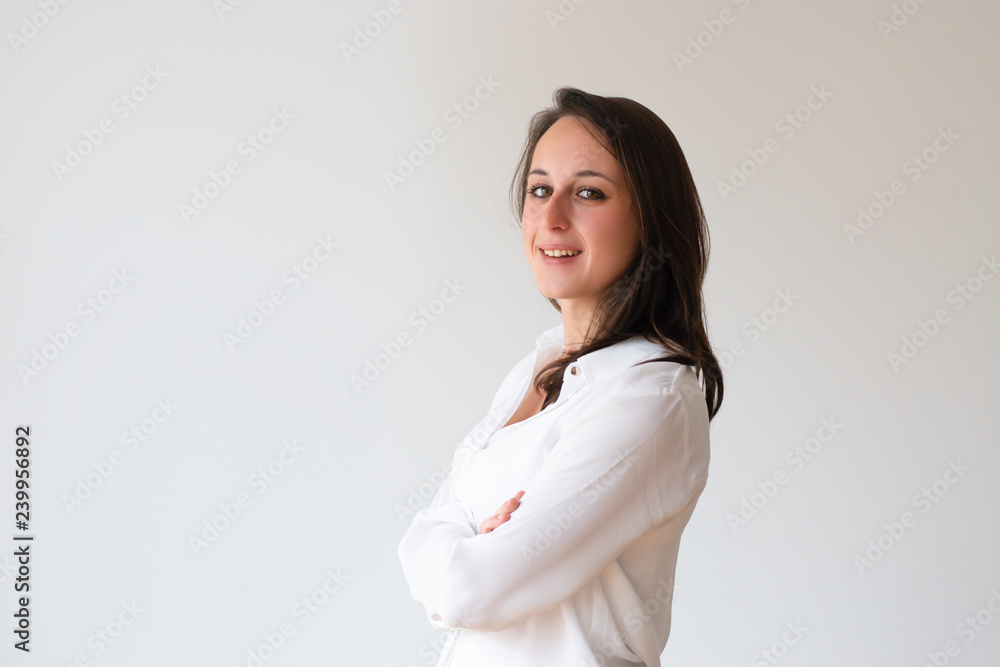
[{"xmin": 534, "ymin": 322, "xmax": 672, "ymax": 389}]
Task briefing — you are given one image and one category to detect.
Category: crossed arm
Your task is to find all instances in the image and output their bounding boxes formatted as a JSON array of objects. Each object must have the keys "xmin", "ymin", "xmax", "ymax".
[{"xmin": 397, "ymin": 385, "xmax": 708, "ymax": 632}]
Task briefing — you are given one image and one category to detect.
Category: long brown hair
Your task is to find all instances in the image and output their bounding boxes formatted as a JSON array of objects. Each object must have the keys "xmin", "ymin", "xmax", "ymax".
[{"xmin": 509, "ymin": 87, "xmax": 723, "ymax": 420}]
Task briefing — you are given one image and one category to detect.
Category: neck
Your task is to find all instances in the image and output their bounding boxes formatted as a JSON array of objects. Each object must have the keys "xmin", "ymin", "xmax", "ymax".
[{"xmin": 559, "ymin": 298, "xmax": 596, "ymax": 353}]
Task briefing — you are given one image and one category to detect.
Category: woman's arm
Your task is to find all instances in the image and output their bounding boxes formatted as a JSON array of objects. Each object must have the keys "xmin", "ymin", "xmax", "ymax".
[
  {"xmin": 397, "ymin": 383, "xmax": 709, "ymax": 632},
  {"xmin": 397, "ymin": 438, "xmax": 486, "ymax": 630}
]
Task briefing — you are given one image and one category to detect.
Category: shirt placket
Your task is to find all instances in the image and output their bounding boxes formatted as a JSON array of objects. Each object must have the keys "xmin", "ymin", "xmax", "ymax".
[
  {"xmin": 437, "ymin": 629, "xmax": 458, "ymax": 667},
  {"xmin": 558, "ymin": 362, "xmax": 585, "ymax": 404}
]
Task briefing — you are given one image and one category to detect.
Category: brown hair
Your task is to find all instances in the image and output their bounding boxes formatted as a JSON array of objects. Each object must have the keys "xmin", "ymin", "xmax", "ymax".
[{"xmin": 509, "ymin": 86, "xmax": 723, "ymax": 420}]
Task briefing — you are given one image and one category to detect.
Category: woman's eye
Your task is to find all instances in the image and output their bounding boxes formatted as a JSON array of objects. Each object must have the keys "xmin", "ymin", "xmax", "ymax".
[{"xmin": 526, "ymin": 184, "xmax": 604, "ymax": 200}]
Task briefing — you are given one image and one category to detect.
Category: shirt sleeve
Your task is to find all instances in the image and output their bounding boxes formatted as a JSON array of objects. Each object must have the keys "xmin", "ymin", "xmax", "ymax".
[
  {"xmin": 397, "ymin": 382, "xmax": 710, "ymax": 632},
  {"xmin": 396, "ymin": 349, "xmax": 538, "ymax": 629},
  {"xmin": 397, "ymin": 447, "xmax": 480, "ymax": 630}
]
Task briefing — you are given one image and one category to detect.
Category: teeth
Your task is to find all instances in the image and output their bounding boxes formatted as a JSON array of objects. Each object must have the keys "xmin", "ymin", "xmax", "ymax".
[{"xmin": 543, "ymin": 249, "xmax": 582, "ymax": 257}]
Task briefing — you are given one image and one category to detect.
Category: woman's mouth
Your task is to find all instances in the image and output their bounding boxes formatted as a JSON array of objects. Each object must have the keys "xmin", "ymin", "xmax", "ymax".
[{"xmin": 539, "ymin": 248, "xmax": 583, "ymax": 264}]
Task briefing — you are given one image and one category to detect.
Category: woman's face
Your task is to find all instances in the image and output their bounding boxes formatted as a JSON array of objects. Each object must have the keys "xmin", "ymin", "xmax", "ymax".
[{"xmin": 521, "ymin": 116, "xmax": 639, "ymax": 311}]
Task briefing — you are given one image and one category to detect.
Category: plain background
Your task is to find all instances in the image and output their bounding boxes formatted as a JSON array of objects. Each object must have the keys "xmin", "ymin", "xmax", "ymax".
[{"xmin": 1, "ymin": 1, "xmax": 998, "ymax": 665}]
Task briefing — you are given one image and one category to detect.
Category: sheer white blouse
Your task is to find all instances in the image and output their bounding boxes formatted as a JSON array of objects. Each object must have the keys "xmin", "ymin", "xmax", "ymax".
[{"xmin": 397, "ymin": 323, "xmax": 711, "ymax": 666}]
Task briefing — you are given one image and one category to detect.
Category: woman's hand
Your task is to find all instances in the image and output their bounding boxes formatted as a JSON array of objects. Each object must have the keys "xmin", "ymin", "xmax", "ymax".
[{"xmin": 478, "ymin": 490, "xmax": 525, "ymax": 535}]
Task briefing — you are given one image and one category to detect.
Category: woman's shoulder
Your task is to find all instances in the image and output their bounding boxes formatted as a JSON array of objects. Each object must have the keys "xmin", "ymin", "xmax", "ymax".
[{"xmin": 584, "ymin": 334, "xmax": 703, "ymax": 397}]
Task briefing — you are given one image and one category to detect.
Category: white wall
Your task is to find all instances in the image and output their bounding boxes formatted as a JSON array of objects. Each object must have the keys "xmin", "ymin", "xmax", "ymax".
[{"xmin": 1, "ymin": 1, "xmax": 998, "ymax": 665}]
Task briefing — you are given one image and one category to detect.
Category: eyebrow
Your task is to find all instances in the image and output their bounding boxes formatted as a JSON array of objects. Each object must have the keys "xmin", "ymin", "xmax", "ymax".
[{"xmin": 528, "ymin": 168, "xmax": 614, "ymax": 183}]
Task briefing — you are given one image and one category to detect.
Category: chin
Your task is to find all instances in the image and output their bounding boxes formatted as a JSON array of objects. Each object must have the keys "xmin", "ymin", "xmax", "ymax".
[
  {"xmin": 533, "ymin": 274, "xmax": 586, "ymax": 300},
  {"xmin": 537, "ymin": 287, "xmax": 575, "ymax": 300}
]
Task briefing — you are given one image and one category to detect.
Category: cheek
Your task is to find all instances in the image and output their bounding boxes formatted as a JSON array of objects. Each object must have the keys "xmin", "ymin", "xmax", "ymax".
[
  {"xmin": 521, "ymin": 214, "xmax": 539, "ymax": 244},
  {"xmin": 521, "ymin": 204, "xmax": 538, "ymax": 225},
  {"xmin": 593, "ymin": 219, "xmax": 637, "ymax": 270}
]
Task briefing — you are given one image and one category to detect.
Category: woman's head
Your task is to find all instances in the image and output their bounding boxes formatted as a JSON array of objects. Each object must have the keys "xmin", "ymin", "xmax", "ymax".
[
  {"xmin": 519, "ymin": 114, "xmax": 640, "ymax": 319},
  {"xmin": 509, "ymin": 86, "xmax": 723, "ymax": 419}
]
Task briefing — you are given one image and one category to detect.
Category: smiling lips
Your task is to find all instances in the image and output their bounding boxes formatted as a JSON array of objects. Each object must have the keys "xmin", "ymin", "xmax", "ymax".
[
  {"xmin": 542, "ymin": 248, "xmax": 582, "ymax": 257},
  {"xmin": 538, "ymin": 246, "xmax": 583, "ymax": 264}
]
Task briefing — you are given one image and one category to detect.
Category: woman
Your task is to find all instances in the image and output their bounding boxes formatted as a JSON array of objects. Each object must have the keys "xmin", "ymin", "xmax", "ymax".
[{"xmin": 397, "ymin": 87, "xmax": 723, "ymax": 666}]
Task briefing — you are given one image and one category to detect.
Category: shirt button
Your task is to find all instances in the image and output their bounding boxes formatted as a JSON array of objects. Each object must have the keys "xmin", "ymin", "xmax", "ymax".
[{"xmin": 570, "ymin": 365, "xmax": 579, "ymax": 375}]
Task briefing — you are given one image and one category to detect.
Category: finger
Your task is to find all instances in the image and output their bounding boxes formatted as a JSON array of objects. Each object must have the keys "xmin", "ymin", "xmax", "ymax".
[
  {"xmin": 502, "ymin": 495, "xmax": 522, "ymax": 511},
  {"xmin": 480, "ymin": 495, "xmax": 525, "ymax": 534},
  {"xmin": 481, "ymin": 519, "xmax": 503, "ymax": 534},
  {"xmin": 479, "ymin": 510, "xmax": 513, "ymax": 534},
  {"xmin": 479, "ymin": 515, "xmax": 501, "ymax": 534},
  {"xmin": 501, "ymin": 497, "xmax": 523, "ymax": 514}
]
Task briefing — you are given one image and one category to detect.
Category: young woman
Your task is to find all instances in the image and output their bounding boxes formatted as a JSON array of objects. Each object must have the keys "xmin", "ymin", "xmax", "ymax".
[{"xmin": 398, "ymin": 87, "xmax": 723, "ymax": 667}]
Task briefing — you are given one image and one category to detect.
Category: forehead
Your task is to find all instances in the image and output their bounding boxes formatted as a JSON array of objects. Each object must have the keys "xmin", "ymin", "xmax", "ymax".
[{"xmin": 531, "ymin": 116, "xmax": 618, "ymax": 172}]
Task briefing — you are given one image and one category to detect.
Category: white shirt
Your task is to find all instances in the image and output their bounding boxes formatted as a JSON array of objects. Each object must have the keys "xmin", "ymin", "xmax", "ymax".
[{"xmin": 397, "ymin": 323, "xmax": 711, "ymax": 667}]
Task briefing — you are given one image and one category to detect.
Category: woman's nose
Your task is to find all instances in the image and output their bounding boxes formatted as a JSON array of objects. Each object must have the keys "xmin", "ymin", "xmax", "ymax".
[{"xmin": 541, "ymin": 191, "xmax": 569, "ymax": 229}]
